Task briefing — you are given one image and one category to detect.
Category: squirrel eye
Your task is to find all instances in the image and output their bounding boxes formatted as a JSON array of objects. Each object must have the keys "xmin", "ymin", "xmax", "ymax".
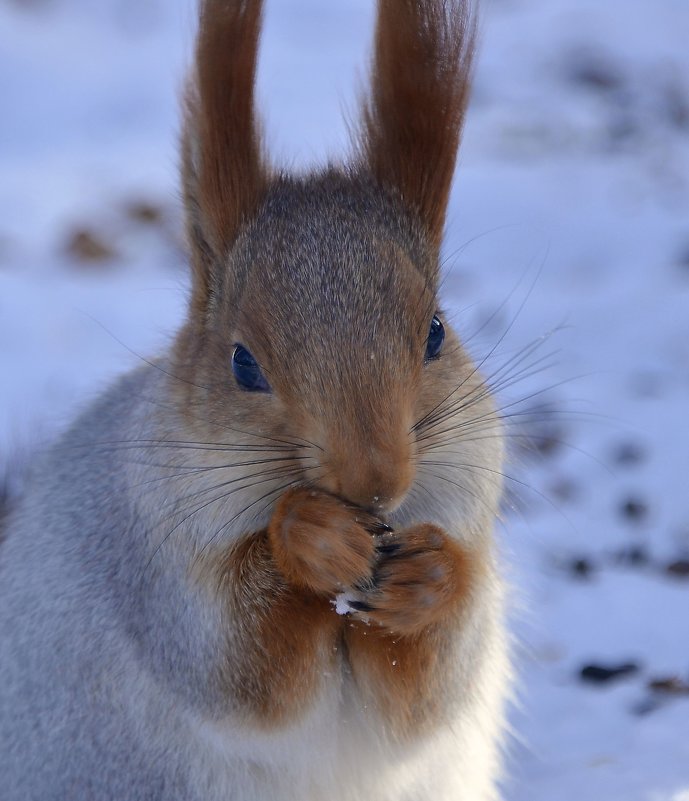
[
  {"xmin": 425, "ymin": 315, "xmax": 445, "ymax": 362},
  {"xmin": 232, "ymin": 344, "xmax": 271, "ymax": 393}
]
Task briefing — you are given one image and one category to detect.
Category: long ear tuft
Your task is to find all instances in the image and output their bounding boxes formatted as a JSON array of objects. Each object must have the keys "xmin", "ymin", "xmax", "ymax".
[
  {"xmin": 182, "ymin": 0, "xmax": 267, "ymax": 308},
  {"xmin": 360, "ymin": 0, "xmax": 476, "ymax": 253}
]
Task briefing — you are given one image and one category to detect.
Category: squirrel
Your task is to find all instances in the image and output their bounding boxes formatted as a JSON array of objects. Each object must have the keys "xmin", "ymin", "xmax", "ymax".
[{"xmin": 0, "ymin": 1, "xmax": 509, "ymax": 799}]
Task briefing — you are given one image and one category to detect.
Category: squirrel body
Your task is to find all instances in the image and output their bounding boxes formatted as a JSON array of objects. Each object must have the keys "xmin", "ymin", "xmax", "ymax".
[{"xmin": 0, "ymin": 3, "xmax": 510, "ymax": 799}]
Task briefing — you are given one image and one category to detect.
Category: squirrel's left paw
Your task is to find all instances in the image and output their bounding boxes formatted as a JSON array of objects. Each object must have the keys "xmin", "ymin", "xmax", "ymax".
[{"xmin": 348, "ymin": 524, "xmax": 474, "ymax": 636}]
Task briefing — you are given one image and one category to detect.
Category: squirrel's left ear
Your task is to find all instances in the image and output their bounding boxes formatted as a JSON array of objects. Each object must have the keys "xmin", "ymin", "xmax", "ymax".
[
  {"xmin": 358, "ymin": 0, "xmax": 476, "ymax": 257},
  {"xmin": 181, "ymin": 0, "xmax": 268, "ymax": 314}
]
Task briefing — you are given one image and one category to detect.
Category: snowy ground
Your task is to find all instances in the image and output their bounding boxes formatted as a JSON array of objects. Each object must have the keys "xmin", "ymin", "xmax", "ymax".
[{"xmin": 1, "ymin": 0, "xmax": 688, "ymax": 798}]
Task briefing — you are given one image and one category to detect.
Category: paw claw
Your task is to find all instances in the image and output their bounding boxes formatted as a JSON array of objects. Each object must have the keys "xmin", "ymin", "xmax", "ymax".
[
  {"xmin": 375, "ymin": 541, "xmax": 402, "ymax": 556},
  {"xmin": 363, "ymin": 520, "xmax": 394, "ymax": 538},
  {"xmin": 349, "ymin": 600, "xmax": 377, "ymax": 613}
]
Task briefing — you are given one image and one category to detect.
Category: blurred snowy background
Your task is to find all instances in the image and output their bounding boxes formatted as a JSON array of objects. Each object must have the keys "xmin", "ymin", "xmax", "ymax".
[{"xmin": 1, "ymin": 0, "xmax": 688, "ymax": 798}]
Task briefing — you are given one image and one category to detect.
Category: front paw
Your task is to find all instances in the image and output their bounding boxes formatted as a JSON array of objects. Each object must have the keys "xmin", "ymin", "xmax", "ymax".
[
  {"xmin": 349, "ymin": 524, "xmax": 473, "ymax": 636},
  {"xmin": 268, "ymin": 487, "xmax": 380, "ymax": 596}
]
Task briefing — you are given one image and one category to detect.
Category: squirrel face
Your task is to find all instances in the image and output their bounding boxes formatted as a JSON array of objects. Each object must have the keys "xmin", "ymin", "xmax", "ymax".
[{"xmin": 174, "ymin": 174, "xmax": 479, "ymax": 518}]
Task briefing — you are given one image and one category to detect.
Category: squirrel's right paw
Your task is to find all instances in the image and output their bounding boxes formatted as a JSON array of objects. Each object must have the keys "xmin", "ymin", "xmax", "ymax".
[{"xmin": 268, "ymin": 488, "xmax": 379, "ymax": 595}]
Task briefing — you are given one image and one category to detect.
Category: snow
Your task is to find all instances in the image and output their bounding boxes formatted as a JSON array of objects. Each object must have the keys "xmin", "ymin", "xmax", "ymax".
[
  {"xmin": 333, "ymin": 591, "xmax": 358, "ymax": 617},
  {"xmin": 1, "ymin": 0, "xmax": 688, "ymax": 798}
]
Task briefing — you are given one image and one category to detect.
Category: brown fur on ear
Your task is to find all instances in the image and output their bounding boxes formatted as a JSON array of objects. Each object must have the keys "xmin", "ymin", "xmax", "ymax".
[
  {"xmin": 359, "ymin": 0, "xmax": 476, "ymax": 254},
  {"xmin": 182, "ymin": 0, "xmax": 268, "ymax": 311}
]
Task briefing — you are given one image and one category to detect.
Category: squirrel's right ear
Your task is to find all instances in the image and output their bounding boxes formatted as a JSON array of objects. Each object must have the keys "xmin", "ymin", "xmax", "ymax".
[
  {"xmin": 359, "ymin": 0, "xmax": 476, "ymax": 258},
  {"xmin": 181, "ymin": 0, "xmax": 267, "ymax": 313}
]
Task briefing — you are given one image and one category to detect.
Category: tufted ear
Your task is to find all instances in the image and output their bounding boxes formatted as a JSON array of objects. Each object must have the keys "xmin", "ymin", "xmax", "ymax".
[
  {"xmin": 359, "ymin": 0, "xmax": 476, "ymax": 256},
  {"xmin": 181, "ymin": 0, "xmax": 268, "ymax": 313}
]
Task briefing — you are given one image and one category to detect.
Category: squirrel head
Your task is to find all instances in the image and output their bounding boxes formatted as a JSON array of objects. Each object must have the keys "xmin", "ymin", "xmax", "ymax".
[{"xmin": 174, "ymin": 0, "xmax": 481, "ymax": 517}]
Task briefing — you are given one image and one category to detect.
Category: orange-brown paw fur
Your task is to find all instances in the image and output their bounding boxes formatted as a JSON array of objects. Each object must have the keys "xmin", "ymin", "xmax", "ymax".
[
  {"xmin": 351, "ymin": 524, "xmax": 473, "ymax": 636},
  {"xmin": 267, "ymin": 487, "xmax": 379, "ymax": 595}
]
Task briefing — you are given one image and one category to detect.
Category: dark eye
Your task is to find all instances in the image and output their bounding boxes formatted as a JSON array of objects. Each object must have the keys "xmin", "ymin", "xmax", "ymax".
[
  {"xmin": 232, "ymin": 344, "xmax": 271, "ymax": 392},
  {"xmin": 425, "ymin": 315, "xmax": 445, "ymax": 362}
]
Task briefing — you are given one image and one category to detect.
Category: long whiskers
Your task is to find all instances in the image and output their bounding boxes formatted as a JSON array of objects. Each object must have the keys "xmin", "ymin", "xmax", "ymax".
[
  {"xmin": 144, "ymin": 464, "xmax": 307, "ymax": 572},
  {"xmin": 191, "ymin": 472, "xmax": 312, "ymax": 568}
]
